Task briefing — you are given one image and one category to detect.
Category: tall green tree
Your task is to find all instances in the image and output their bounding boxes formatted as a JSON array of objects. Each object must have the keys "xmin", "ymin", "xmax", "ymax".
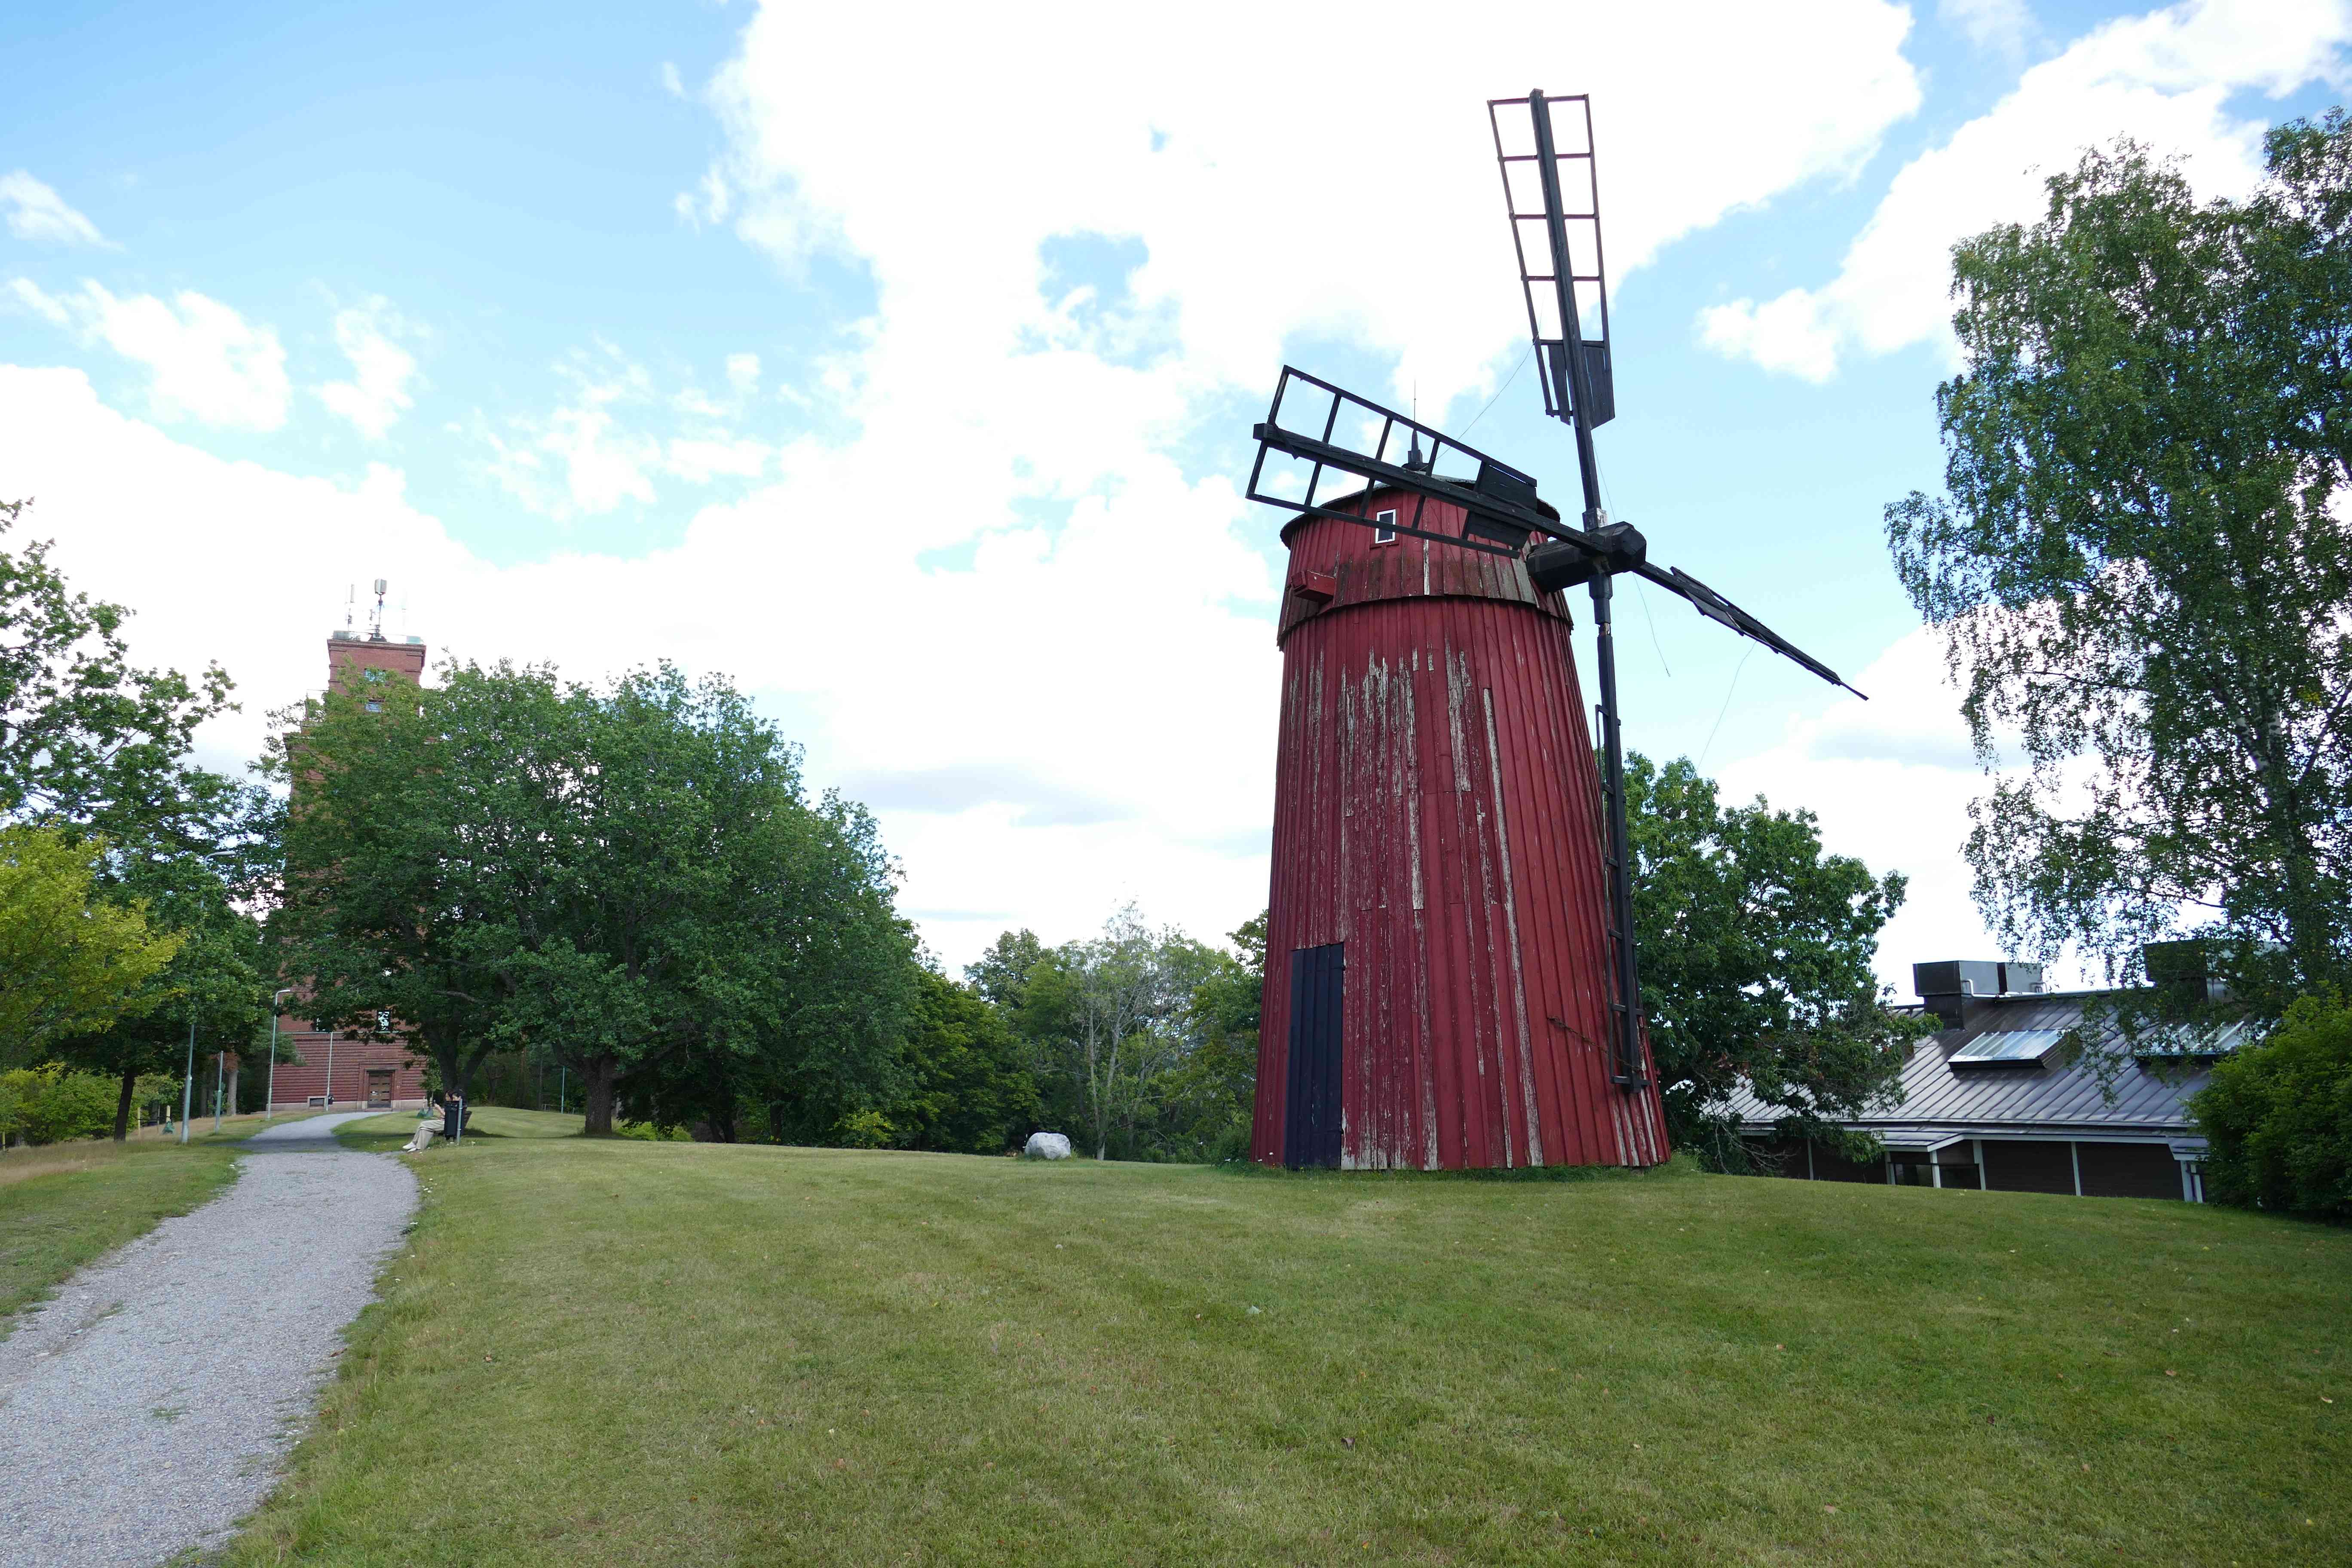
[
  {"xmin": 1158, "ymin": 911, "xmax": 1263, "ymax": 1162},
  {"xmin": 535, "ymin": 666, "xmax": 916, "ymax": 1140},
  {"xmin": 0, "ymin": 825, "xmax": 180, "ymax": 1062},
  {"xmin": 1, "ymin": 500, "xmax": 233, "ymax": 839},
  {"xmin": 977, "ymin": 908, "xmax": 1258, "ymax": 1162},
  {"xmin": 887, "ymin": 966, "xmax": 1038, "ymax": 1154},
  {"xmin": 269, "ymin": 662, "xmax": 575, "ymax": 1111},
  {"xmin": 1018, "ymin": 906, "xmax": 1182, "ymax": 1161},
  {"xmin": 965, "ymin": 928, "xmax": 1045, "ymax": 1012},
  {"xmin": 273, "ymin": 659, "xmax": 917, "ymax": 1138},
  {"xmin": 1885, "ymin": 119, "xmax": 2352, "ymax": 1012},
  {"xmin": 1625, "ymin": 755, "xmax": 1921, "ymax": 1167},
  {"xmin": 61, "ymin": 839, "xmax": 269, "ymax": 1140}
]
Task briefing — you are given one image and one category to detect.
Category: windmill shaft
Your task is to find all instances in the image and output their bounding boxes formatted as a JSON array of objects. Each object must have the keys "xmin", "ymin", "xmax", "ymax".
[
  {"xmin": 1530, "ymin": 89, "xmax": 1644, "ymax": 1087},
  {"xmin": 1528, "ymin": 88, "xmax": 1604, "ymax": 526},
  {"xmin": 1587, "ymin": 572, "xmax": 1647, "ymax": 1086}
]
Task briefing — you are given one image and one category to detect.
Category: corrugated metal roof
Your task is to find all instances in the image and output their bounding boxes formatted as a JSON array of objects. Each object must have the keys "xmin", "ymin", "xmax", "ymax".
[{"xmin": 1718, "ymin": 991, "xmax": 2219, "ymax": 1139}]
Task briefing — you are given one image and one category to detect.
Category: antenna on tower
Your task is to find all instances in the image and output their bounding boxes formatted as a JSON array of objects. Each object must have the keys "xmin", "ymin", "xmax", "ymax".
[
  {"xmin": 344, "ymin": 584, "xmax": 355, "ymax": 633},
  {"xmin": 369, "ymin": 578, "xmax": 388, "ymax": 642}
]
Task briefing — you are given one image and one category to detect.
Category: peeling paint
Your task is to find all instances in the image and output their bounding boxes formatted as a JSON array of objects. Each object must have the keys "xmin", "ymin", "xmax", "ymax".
[{"xmin": 1255, "ymin": 486, "xmax": 1669, "ymax": 1170}]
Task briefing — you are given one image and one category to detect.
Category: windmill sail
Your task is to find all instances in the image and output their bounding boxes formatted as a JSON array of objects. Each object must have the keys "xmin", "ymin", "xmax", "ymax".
[
  {"xmin": 1489, "ymin": 92, "xmax": 1613, "ymax": 433},
  {"xmin": 1635, "ymin": 563, "xmax": 1867, "ymax": 697},
  {"xmin": 1246, "ymin": 366, "xmax": 1563, "ymax": 558}
]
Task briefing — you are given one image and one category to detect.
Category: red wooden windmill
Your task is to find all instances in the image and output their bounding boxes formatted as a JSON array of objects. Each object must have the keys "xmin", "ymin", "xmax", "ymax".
[{"xmin": 1246, "ymin": 92, "xmax": 1864, "ymax": 1171}]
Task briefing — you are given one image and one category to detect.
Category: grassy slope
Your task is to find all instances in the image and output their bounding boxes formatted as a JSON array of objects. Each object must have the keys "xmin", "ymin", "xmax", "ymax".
[
  {"xmin": 334, "ymin": 1106, "xmax": 587, "ymax": 1145},
  {"xmin": 228, "ymin": 1142, "xmax": 2348, "ymax": 1567},
  {"xmin": 0, "ymin": 1115, "xmax": 297, "ymax": 1327}
]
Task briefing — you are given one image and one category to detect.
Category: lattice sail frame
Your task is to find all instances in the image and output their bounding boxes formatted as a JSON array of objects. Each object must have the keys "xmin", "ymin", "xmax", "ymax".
[
  {"xmin": 1245, "ymin": 366, "xmax": 1566, "ymax": 560},
  {"xmin": 1488, "ymin": 92, "xmax": 1614, "ymax": 429}
]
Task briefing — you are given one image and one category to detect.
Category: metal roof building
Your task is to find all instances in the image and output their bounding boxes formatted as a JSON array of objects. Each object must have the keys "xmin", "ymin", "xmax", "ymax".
[{"xmin": 1721, "ymin": 960, "xmax": 2236, "ymax": 1202}]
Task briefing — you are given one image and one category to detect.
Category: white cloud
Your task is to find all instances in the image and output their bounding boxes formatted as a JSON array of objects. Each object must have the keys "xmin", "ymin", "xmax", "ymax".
[
  {"xmin": 1941, "ymin": 0, "xmax": 2036, "ymax": 55},
  {"xmin": 664, "ymin": 434, "xmax": 769, "ymax": 483},
  {"xmin": 12, "ymin": 279, "xmax": 289, "ymax": 429},
  {"xmin": 1707, "ymin": 626, "xmax": 2118, "ymax": 993},
  {"xmin": 7, "ymin": 276, "xmax": 70, "ymax": 325},
  {"xmin": 674, "ymin": 169, "xmax": 729, "ymax": 230},
  {"xmin": 1, "ymin": 171, "xmax": 110, "ymax": 247},
  {"xmin": 6, "ymin": 1, "xmax": 1940, "ymax": 966},
  {"xmin": 317, "ymin": 300, "xmax": 419, "ymax": 439},
  {"xmin": 703, "ymin": 0, "xmax": 1923, "ymax": 420},
  {"xmin": 1697, "ymin": 290, "xmax": 1842, "ymax": 384},
  {"xmin": 1702, "ymin": 0, "xmax": 2352, "ymax": 381},
  {"xmin": 661, "ymin": 61, "xmax": 686, "ymax": 98},
  {"xmin": 483, "ymin": 345, "xmax": 778, "ymax": 515}
]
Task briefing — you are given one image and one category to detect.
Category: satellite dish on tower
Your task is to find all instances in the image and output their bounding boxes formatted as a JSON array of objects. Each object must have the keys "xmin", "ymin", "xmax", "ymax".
[{"xmin": 1243, "ymin": 90, "xmax": 1866, "ymax": 1164}]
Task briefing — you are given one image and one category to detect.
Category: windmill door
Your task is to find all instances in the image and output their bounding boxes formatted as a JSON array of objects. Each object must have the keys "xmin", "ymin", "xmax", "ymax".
[{"xmin": 1284, "ymin": 943, "xmax": 1344, "ymax": 1168}]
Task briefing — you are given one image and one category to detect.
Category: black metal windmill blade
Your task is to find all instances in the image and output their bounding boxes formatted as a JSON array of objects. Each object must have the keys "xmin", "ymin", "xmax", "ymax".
[{"xmin": 1244, "ymin": 89, "xmax": 1865, "ymax": 1102}]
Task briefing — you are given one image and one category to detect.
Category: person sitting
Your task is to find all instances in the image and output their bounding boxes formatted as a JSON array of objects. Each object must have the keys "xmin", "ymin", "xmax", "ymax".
[{"xmin": 402, "ymin": 1116, "xmax": 438, "ymax": 1154}]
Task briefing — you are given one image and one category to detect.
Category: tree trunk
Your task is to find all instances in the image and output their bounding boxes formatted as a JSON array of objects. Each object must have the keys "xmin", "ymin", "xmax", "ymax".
[
  {"xmin": 583, "ymin": 1055, "xmax": 618, "ymax": 1135},
  {"xmin": 113, "ymin": 1065, "xmax": 138, "ymax": 1143}
]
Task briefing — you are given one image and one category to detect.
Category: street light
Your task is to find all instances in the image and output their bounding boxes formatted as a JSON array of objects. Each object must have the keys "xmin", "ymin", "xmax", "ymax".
[
  {"xmin": 179, "ymin": 1017, "xmax": 195, "ymax": 1145},
  {"xmin": 264, "ymin": 988, "xmax": 294, "ymax": 1123}
]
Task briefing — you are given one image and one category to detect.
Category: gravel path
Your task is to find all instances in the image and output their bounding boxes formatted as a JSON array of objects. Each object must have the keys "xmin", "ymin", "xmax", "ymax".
[{"xmin": 0, "ymin": 1114, "xmax": 418, "ymax": 1567}]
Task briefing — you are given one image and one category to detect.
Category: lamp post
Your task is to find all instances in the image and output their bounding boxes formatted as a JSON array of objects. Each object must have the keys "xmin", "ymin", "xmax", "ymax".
[
  {"xmin": 325, "ymin": 1030, "xmax": 336, "ymax": 1111},
  {"xmin": 178, "ymin": 1018, "xmax": 195, "ymax": 1145},
  {"xmin": 264, "ymin": 988, "xmax": 293, "ymax": 1123}
]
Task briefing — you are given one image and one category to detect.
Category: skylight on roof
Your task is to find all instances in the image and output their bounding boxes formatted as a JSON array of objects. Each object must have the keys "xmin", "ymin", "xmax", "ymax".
[{"xmin": 1951, "ymin": 1028, "xmax": 2067, "ymax": 1064}]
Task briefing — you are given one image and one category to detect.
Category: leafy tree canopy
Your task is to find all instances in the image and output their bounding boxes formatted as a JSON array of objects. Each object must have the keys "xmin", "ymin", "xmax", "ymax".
[
  {"xmin": 271, "ymin": 659, "xmax": 915, "ymax": 1138},
  {"xmin": 0, "ymin": 824, "xmax": 181, "ymax": 1062},
  {"xmin": 1626, "ymin": 755, "xmax": 1922, "ymax": 1167},
  {"xmin": 1886, "ymin": 117, "xmax": 2352, "ymax": 1012},
  {"xmin": 971, "ymin": 907, "xmax": 1260, "ymax": 1163},
  {"xmin": 0, "ymin": 499, "xmax": 234, "ymax": 842}
]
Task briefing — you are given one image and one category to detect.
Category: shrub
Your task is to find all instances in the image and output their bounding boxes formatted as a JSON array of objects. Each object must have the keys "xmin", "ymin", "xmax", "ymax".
[
  {"xmin": 0, "ymin": 1063, "xmax": 122, "ymax": 1146},
  {"xmin": 2191, "ymin": 998, "xmax": 2352, "ymax": 1221},
  {"xmin": 831, "ymin": 1109, "xmax": 894, "ymax": 1149}
]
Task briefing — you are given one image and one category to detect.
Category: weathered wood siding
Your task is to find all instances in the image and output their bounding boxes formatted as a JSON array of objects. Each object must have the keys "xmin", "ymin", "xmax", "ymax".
[{"xmin": 1253, "ymin": 488, "xmax": 1669, "ymax": 1170}]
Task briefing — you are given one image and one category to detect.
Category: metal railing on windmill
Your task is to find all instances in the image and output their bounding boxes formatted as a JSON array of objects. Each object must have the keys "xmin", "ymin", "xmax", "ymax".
[{"xmin": 1243, "ymin": 88, "xmax": 1865, "ymax": 1096}]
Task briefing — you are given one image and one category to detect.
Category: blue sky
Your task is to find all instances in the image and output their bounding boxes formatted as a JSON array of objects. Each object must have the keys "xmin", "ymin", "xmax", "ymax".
[{"xmin": 4, "ymin": 0, "xmax": 2346, "ymax": 982}]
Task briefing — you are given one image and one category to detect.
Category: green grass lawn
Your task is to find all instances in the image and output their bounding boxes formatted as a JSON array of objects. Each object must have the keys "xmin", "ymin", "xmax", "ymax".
[
  {"xmin": 0, "ymin": 1112, "xmax": 309, "ymax": 1329},
  {"xmin": 222, "ymin": 1142, "xmax": 2350, "ymax": 1567},
  {"xmin": 334, "ymin": 1105, "xmax": 587, "ymax": 1148}
]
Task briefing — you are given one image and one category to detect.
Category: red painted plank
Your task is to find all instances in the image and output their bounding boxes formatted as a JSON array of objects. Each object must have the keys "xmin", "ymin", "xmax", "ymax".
[{"xmin": 1256, "ymin": 488, "xmax": 1669, "ymax": 1169}]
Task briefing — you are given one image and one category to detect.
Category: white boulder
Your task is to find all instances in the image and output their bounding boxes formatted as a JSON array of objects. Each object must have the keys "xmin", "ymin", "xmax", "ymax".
[{"xmin": 1024, "ymin": 1131, "xmax": 1073, "ymax": 1161}]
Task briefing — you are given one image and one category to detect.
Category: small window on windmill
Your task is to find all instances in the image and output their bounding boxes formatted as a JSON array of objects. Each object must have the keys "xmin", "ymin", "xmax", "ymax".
[{"xmin": 1373, "ymin": 508, "xmax": 1399, "ymax": 547}]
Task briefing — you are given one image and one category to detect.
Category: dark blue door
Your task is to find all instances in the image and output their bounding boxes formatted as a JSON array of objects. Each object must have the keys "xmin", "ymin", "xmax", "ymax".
[{"xmin": 1284, "ymin": 943, "xmax": 1344, "ymax": 1169}]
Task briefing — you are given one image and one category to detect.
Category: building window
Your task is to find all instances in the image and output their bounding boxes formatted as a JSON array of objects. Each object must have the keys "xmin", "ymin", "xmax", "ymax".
[{"xmin": 1373, "ymin": 508, "xmax": 1398, "ymax": 546}]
